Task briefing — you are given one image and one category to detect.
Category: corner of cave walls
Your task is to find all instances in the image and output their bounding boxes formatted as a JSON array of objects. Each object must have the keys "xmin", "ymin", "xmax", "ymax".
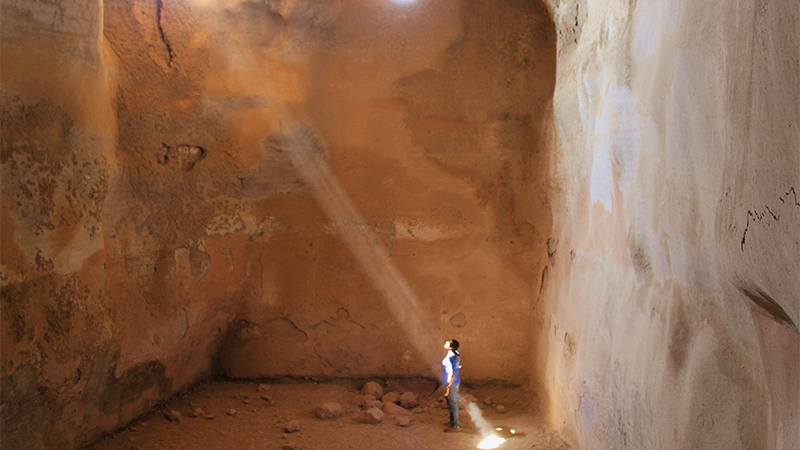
[
  {"xmin": 3, "ymin": 0, "xmax": 558, "ymax": 448},
  {"xmin": 542, "ymin": 0, "xmax": 798, "ymax": 449}
]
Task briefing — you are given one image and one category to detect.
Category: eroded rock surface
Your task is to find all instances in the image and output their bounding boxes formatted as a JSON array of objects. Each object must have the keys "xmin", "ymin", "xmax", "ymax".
[
  {"xmin": 1, "ymin": 2, "xmax": 555, "ymax": 448},
  {"xmin": 539, "ymin": 1, "xmax": 799, "ymax": 449}
]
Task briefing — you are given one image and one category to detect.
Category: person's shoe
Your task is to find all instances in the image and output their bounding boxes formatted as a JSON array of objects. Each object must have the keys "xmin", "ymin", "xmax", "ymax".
[{"xmin": 444, "ymin": 426, "xmax": 461, "ymax": 433}]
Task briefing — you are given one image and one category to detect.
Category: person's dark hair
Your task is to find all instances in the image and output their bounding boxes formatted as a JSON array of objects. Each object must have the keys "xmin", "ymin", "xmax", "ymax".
[{"xmin": 450, "ymin": 339, "xmax": 460, "ymax": 354}]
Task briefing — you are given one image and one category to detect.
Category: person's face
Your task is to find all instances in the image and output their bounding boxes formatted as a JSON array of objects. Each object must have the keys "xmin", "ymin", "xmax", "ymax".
[{"xmin": 444, "ymin": 341, "xmax": 451, "ymax": 350}]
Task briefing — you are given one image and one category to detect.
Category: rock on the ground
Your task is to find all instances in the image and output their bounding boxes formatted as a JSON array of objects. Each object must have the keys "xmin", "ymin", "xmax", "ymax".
[
  {"xmin": 383, "ymin": 402, "xmax": 412, "ymax": 418},
  {"xmin": 282, "ymin": 443, "xmax": 296, "ymax": 450},
  {"xmin": 397, "ymin": 416, "xmax": 413, "ymax": 427},
  {"xmin": 483, "ymin": 397, "xmax": 493, "ymax": 405},
  {"xmin": 284, "ymin": 420, "xmax": 301, "ymax": 433},
  {"xmin": 357, "ymin": 395, "xmax": 382, "ymax": 410},
  {"xmin": 360, "ymin": 381, "xmax": 384, "ymax": 399},
  {"xmin": 258, "ymin": 384, "xmax": 271, "ymax": 392},
  {"xmin": 166, "ymin": 410, "xmax": 181, "ymax": 421},
  {"xmin": 227, "ymin": 409, "xmax": 238, "ymax": 416},
  {"xmin": 400, "ymin": 392, "xmax": 418, "ymax": 409},
  {"xmin": 204, "ymin": 414, "xmax": 216, "ymax": 420},
  {"xmin": 189, "ymin": 408, "xmax": 204, "ymax": 418},
  {"xmin": 496, "ymin": 404, "xmax": 507, "ymax": 413},
  {"xmin": 381, "ymin": 392, "xmax": 401, "ymax": 405},
  {"xmin": 316, "ymin": 402, "xmax": 343, "ymax": 419},
  {"xmin": 359, "ymin": 407, "xmax": 384, "ymax": 424}
]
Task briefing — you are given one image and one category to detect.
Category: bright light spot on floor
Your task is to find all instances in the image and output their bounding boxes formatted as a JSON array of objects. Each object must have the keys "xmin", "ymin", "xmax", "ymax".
[
  {"xmin": 477, "ymin": 435, "xmax": 506, "ymax": 449},
  {"xmin": 392, "ymin": 0, "xmax": 417, "ymax": 4}
]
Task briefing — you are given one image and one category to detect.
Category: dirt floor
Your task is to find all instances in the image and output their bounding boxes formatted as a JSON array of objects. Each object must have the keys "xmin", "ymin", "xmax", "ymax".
[{"xmin": 87, "ymin": 378, "xmax": 569, "ymax": 450}]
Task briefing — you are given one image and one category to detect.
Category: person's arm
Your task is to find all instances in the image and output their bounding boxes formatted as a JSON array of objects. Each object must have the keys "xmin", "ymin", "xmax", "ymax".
[{"xmin": 444, "ymin": 360, "xmax": 454, "ymax": 396}]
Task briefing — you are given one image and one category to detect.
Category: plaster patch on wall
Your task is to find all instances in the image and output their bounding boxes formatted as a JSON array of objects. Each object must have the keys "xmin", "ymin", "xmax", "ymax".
[
  {"xmin": 576, "ymin": 392, "xmax": 600, "ymax": 434},
  {"xmin": 449, "ymin": 312, "xmax": 467, "ymax": 328},
  {"xmin": 205, "ymin": 213, "xmax": 277, "ymax": 240},
  {"xmin": 170, "ymin": 307, "xmax": 189, "ymax": 341},
  {"xmin": 586, "ymin": 78, "xmax": 644, "ymax": 211},
  {"xmin": 589, "ymin": 147, "xmax": 613, "ymax": 210},
  {"xmin": 394, "ymin": 223, "xmax": 448, "ymax": 241}
]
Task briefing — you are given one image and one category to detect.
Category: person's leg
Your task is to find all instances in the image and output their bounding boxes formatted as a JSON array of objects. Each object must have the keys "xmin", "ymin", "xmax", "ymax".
[
  {"xmin": 450, "ymin": 384, "xmax": 460, "ymax": 428},
  {"xmin": 446, "ymin": 388, "xmax": 457, "ymax": 426}
]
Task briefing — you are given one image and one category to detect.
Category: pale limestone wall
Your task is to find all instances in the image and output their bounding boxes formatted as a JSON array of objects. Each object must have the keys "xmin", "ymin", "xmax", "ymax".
[
  {"xmin": 540, "ymin": 0, "xmax": 799, "ymax": 448},
  {"xmin": 1, "ymin": 1, "xmax": 555, "ymax": 448}
]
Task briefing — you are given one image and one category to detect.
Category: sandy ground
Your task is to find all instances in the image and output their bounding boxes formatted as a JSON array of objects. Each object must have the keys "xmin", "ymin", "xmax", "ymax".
[{"xmin": 87, "ymin": 379, "xmax": 569, "ymax": 450}]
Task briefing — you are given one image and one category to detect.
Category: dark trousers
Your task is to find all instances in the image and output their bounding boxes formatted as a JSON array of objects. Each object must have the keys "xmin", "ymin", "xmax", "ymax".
[{"xmin": 446, "ymin": 384, "xmax": 460, "ymax": 427}]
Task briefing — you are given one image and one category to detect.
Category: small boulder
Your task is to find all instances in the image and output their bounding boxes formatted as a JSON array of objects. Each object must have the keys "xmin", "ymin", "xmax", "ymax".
[
  {"xmin": 258, "ymin": 384, "xmax": 271, "ymax": 392},
  {"xmin": 227, "ymin": 408, "xmax": 238, "ymax": 416},
  {"xmin": 383, "ymin": 402, "xmax": 413, "ymax": 418},
  {"xmin": 400, "ymin": 392, "xmax": 418, "ymax": 409},
  {"xmin": 166, "ymin": 410, "xmax": 181, "ymax": 422},
  {"xmin": 284, "ymin": 420, "xmax": 301, "ymax": 433},
  {"xmin": 397, "ymin": 416, "xmax": 413, "ymax": 427},
  {"xmin": 189, "ymin": 407, "xmax": 204, "ymax": 418},
  {"xmin": 495, "ymin": 404, "xmax": 507, "ymax": 414},
  {"xmin": 204, "ymin": 414, "xmax": 216, "ymax": 420},
  {"xmin": 316, "ymin": 403, "xmax": 343, "ymax": 419},
  {"xmin": 282, "ymin": 443, "xmax": 296, "ymax": 450},
  {"xmin": 381, "ymin": 392, "xmax": 401, "ymax": 405},
  {"xmin": 359, "ymin": 407, "xmax": 384, "ymax": 424},
  {"xmin": 483, "ymin": 397, "xmax": 493, "ymax": 405},
  {"xmin": 360, "ymin": 381, "xmax": 384, "ymax": 399}
]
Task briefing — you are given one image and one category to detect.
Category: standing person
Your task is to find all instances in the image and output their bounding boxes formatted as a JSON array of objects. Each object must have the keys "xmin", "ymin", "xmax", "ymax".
[{"xmin": 442, "ymin": 339, "xmax": 462, "ymax": 432}]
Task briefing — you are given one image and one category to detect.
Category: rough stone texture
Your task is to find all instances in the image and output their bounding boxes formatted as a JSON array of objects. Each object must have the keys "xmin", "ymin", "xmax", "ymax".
[
  {"xmin": 211, "ymin": 0, "xmax": 556, "ymax": 381},
  {"xmin": 396, "ymin": 415, "xmax": 413, "ymax": 428},
  {"xmin": 399, "ymin": 391, "xmax": 418, "ymax": 409},
  {"xmin": 381, "ymin": 391, "xmax": 400, "ymax": 405},
  {"xmin": 284, "ymin": 419, "xmax": 300, "ymax": 433},
  {"xmin": 360, "ymin": 382, "xmax": 384, "ymax": 400},
  {"xmin": 7, "ymin": 0, "xmax": 793, "ymax": 449},
  {"xmin": 1, "ymin": 1, "xmax": 554, "ymax": 449},
  {"xmin": 538, "ymin": 1, "xmax": 799, "ymax": 449},
  {"xmin": 383, "ymin": 402, "xmax": 413, "ymax": 418},
  {"xmin": 315, "ymin": 402, "xmax": 342, "ymax": 419},
  {"xmin": 359, "ymin": 407, "xmax": 384, "ymax": 425}
]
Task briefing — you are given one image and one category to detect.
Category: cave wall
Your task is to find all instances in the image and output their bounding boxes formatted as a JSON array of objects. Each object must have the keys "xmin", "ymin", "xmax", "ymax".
[
  {"xmin": 1, "ymin": 1, "xmax": 555, "ymax": 448},
  {"xmin": 539, "ymin": 0, "xmax": 799, "ymax": 449}
]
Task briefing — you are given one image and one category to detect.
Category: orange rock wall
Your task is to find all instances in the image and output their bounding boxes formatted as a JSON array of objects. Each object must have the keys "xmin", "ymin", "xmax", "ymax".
[{"xmin": 1, "ymin": 1, "xmax": 555, "ymax": 448}]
